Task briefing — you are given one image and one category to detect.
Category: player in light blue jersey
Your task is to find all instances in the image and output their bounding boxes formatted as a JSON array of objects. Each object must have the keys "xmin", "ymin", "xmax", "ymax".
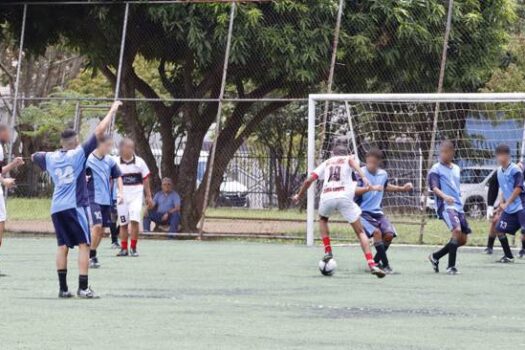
[
  {"xmin": 32, "ymin": 101, "xmax": 122, "ymax": 298},
  {"xmin": 493, "ymin": 144, "xmax": 525, "ymax": 263},
  {"xmin": 427, "ymin": 141, "xmax": 471, "ymax": 275},
  {"xmin": 86, "ymin": 135, "xmax": 123, "ymax": 268},
  {"xmin": 355, "ymin": 149, "xmax": 413, "ymax": 274}
]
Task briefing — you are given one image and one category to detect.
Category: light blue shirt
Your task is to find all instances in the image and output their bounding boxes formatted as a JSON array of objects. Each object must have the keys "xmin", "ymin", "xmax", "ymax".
[
  {"xmin": 153, "ymin": 191, "xmax": 181, "ymax": 214},
  {"xmin": 33, "ymin": 135, "xmax": 97, "ymax": 214},
  {"xmin": 428, "ymin": 162, "xmax": 463, "ymax": 216},
  {"xmin": 497, "ymin": 162, "xmax": 524, "ymax": 214},
  {"xmin": 86, "ymin": 153, "xmax": 121, "ymax": 206},
  {"xmin": 356, "ymin": 166, "xmax": 388, "ymax": 214}
]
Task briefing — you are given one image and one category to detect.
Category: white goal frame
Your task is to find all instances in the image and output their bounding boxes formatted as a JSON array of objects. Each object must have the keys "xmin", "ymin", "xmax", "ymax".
[{"xmin": 307, "ymin": 93, "xmax": 525, "ymax": 246}]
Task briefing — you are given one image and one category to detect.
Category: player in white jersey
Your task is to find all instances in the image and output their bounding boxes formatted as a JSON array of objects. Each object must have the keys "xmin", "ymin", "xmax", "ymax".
[
  {"xmin": 0, "ymin": 123, "xmax": 25, "ymax": 271},
  {"xmin": 292, "ymin": 145, "xmax": 386, "ymax": 278},
  {"xmin": 115, "ymin": 138, "xmax": 153, "ymax": 257}
]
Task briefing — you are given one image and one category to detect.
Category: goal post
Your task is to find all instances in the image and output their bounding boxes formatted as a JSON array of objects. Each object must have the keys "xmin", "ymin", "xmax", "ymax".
[{"xmin": 307, "ymin": 93, "xmax": 525, "ymax": 246}]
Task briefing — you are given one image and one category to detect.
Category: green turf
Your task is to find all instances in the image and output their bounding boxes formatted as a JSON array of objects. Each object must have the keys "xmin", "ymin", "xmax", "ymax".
[{"xmin": 0, "ymin": 237, "xmax": 523, "ymax": 349}]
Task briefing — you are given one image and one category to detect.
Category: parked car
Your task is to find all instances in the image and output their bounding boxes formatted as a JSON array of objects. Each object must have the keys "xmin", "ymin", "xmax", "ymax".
[
  {"xmin": 216, "ymin": 180, "xmax": 250, "ymax": 208},
  {"xmin": 425, "ymin": 166, "xmax": 497, "ymax": 218}
]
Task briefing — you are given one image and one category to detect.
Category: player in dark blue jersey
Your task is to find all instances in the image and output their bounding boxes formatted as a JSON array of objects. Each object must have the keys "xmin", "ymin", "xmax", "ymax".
[
  {"xmin": 86, "ymin": 135, "xmax": 123, "ymax": 268},
  {"xmin": 32, "ymin": 101, "xmax": 122, "ymax": 298},
  {"xmin": 355, "ymin": 149, "xmax": 413, "ymax": 274},
  {"xmin": 492, "ymin": 144, "xmax": 525, "ymax": 263},
  {"xmin": 427, "ymin": 141, "xmax": 470, "ymax": 275}
]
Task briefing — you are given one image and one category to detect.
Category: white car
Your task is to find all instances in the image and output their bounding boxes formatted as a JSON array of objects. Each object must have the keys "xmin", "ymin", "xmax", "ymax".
[{"xmin": 425, "ymin": 166, "xmax": 497, "ymax": 218}]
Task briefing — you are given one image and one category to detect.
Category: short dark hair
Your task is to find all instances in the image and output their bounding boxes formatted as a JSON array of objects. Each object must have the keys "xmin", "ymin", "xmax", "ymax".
[
  {"xmin": 332, "ymin": 145, "xmax": 348, "ymax": 156},
  {"xmin": 60, "ymin": 129, "xmax": 77, "ymax": 140},
  {"xmin": 495, "ymin": 144, "xmax": 511, "ymax": 155},
  {"xmin": 366, "ymin": 148, "xmax": 383, "ymax": 160},
  {"xmin": 440, "ymin": 140, "xmax": 455, "ymax": 150}
]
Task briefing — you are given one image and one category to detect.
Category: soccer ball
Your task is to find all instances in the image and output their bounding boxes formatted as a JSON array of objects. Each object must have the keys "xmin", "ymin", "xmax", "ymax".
[{"xmin": 318, "ymin": 258, "xmax": 337, "ymax": 276}]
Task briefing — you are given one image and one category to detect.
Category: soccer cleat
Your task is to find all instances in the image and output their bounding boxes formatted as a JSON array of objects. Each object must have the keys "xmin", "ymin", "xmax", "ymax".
[
  {"xmin": 428, "ymin": 254, "xmax": 439, "ymax": 273},
  {"xmin": 370, "ymin": 265, "xmax": 386, "ymax": 278},
  {"xmin": 446, "ymin": 266, "xmax": 460, "ymax": 275},
  {"xmin": 483, "ymin": 247, "xmax": 493, "ymax": 255},
  {"xmin": 111, "ymin": 241, "xmax": 120, "ymax": 249},
  {"xmin": 58, "ymin": 290, "xmax": 73, "ymax": 298},
  {"xmin": 77, "ymin": 286, "xmax": 99, "ymax": 299},
  {"xmin": 322, "ymin": 252, "xmax": 333, "ymax": 262},
  {"xmin": 382, "ymin": 265, "xmax": 394, "ymax": 275},
  {"xmin": 519, "ymin": 249, "xmax": 525, "ymax": 259},
  {"xmin": 116, "ymin": 249, "xmax": 129, "ymax": 257},
  {"xmin": 497, "ymin": 256, "xmax": 514, "ymax": 264},
  {"xmin": 89, "ymin": 257, "xmax": 100, "ymax": 269},
  {"xmin": 130, "ymin": 248, "xmax": 139, "ymax": 257}
]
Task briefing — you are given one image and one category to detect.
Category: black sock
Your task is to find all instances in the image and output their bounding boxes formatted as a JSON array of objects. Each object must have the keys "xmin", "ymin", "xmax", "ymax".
[
  {"xmin": 448, "ymin": 239, "xmax": 459, "ymax": 268},
  {"xmin": 89, "ymin": 249, "xmax": 97, "ymax": 259},
  {"xmin": 433, "ymin": 241, "xmax": 450, "ymax": 260},
  {"xmin": 58, "ymin": 269, "xmax": 68, "ymax": 292},
  {"xmin": 374, "ymin": 240, "xmax": 389, "ymax": 268},
  {"xmin": 79, "ymin": 275, "xmax": 88, "ymax": 290},
  {"xmin": 487, "ymin": 236, "xmax": 496, "ymax": 250},
  {"xmin": 110, "ymin": 223, "xmax": 119, "ymax": 244},
  {"xmin": 521, "ymin": 238, "xmax": 525, "ymax": 251},
  {"xmin": 384, "ymin": 242, "xmax": 391, "ymax": 252},
  {"xmin": 498, "ymin": 235, "xmax": 514, "ymax": 259}
]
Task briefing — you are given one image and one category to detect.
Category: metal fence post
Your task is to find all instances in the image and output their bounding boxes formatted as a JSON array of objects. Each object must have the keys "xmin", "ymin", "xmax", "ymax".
[
  {"xmin": 418, "ymin": 0, "xmax": 454, "ymax": 244},
  {"xmin": 197, "ymin": 1, "xmax": 237, "ymax": 239}
]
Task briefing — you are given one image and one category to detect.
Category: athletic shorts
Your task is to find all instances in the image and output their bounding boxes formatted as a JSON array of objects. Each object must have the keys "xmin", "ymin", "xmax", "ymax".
[
  {"xmin": 90, "ymin": 203, "xmax": 112, "ymax": 228},
  {"xmin": 51, "ymin": 207, "xmax": 91, "ymax": 248},
  {"xmin": 318, "ymin": 198, "xmax": 361, "ymax": 224},
  {"xmin": 496, "ymin": 210, "xmax": 525, "ymax": 235},
  {"xmin": 0, "ymin": 189, "xmax": 6, "ymax": 222},
  {"xmin": 117, "ymin": 195, "xmax": 143, "ymax": 226},
  {"xmin": 442, "ymin": 209, "xmax": 471, "ymax": 234},
  {"xmin": 360, "ymin": 212, "xmax": 397, "ymax": 238}
]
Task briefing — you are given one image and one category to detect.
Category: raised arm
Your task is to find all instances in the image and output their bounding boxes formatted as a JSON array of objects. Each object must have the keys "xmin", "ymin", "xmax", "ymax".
[
  {"xmin": 348, "ymin": 156, "xmax": 368, "ymax": 186},
  {"xmin": 95, "ymin": 101, "xmax": 122, "ymax": 139}
]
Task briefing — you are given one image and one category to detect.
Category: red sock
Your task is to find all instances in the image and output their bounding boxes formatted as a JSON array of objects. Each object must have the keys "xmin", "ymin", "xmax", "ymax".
[
  {"xmin": 322, "ymin": 236, "xmax": 332, "ymax": 254},
  {"xmin": 130, "ymin": 239, "xmax": 137, "ymax": 250},
  {"xmin": 365, "ymin": 252, "xmax": 375, "ymax": 267},
  {"xmin": 121, "ymin": 240, "xmax": 128, "ymax": 250}
]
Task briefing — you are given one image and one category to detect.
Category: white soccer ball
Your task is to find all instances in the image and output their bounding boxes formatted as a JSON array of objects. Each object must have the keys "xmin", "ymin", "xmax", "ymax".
[{"xmin": 318, "ymin": 258, "xmax": 337, "ymax": 276}]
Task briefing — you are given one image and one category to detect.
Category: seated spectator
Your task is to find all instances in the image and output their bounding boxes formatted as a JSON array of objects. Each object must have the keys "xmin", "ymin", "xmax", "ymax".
[{"xmin": 143, "ymin": 177, "xmax": 181, "ymax": 233}]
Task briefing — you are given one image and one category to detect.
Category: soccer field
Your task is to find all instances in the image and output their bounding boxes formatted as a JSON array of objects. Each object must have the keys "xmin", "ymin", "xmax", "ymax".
[{"xmin": 0, "ymin": 237, "xmax": 523, "ymax": 350}]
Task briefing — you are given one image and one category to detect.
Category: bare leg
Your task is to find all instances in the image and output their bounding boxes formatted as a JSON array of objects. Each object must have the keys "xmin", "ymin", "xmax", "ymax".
[
  {"xmin": 56, "ymin": 245, "xmax": 69, "ymax": 270},
  {"xmin": 350, "ymin": 219, "xmax": 375, "ymax": 267},
  {"xmin": 130, "ymin": 221, "xmax": 139, "ymax": 241},
  {"xmin": 318, "ymin": 216, "xmax": 332, "ymax": 256},
  {"xmin": 78, "ymin": 243, "xmax": 89, "ymax": 275},
  {"xmin": 120, "ymin": 224, "xmax": 129, "ymax": 244},
  {"xmin": 90, "ymin": 224, "xmax": 103, "ymax": 250}
]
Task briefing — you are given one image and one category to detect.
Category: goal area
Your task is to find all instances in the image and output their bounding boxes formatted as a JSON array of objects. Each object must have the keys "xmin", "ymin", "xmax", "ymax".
[{"xmin": 306, "ymin": 93, "xmax": 525, "ymax": 246}]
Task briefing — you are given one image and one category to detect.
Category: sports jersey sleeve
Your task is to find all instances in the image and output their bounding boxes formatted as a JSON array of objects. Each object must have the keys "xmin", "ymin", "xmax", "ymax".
[
  {"xmin": 82, "ymin": 134, "xmax": 98, "ymax": 157},
  {"xmin": 383, "ymin": 173, "xmax": 389, "ymax": 189},
  {"xmin": 110, "ymin": 160, "xmax": 122, "ymax": 179},
  {"xmin": 487, "ymin": 171, "xmax": 499, "ymax": 206},
  {"xmin": 139, "ymin": 158, "xmax": 150, "ymax": 179},
  {"xmin": 428, "ymin": 165, "xmax": 440, "ymax": 191},
  {"xmin": 512, "ymin": 167, "xmax": 523, "ymax": 188},
  {"xmin": 312, "ymin": 162, "xmax": 326, "ymax": 180},
  {"xmin": 32, "ymin": 152, "xmax": 47, "ymax": 171}
]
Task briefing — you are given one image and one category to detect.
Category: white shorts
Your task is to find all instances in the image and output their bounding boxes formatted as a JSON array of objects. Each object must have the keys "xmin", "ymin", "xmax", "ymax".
[
  {"xmin": 318, "ymin": 198, "xmax": 361, "ymax": 224},
  {"xmin": 0, "ymin": 192, "xmax": 6, "ymax": 222},
  {"xmin": 117, "ymin": 195, "xmax": 143, "ymax": 225}
]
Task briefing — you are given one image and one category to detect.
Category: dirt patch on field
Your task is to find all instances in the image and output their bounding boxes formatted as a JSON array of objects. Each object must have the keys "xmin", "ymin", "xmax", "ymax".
[{"xmin": 6, "ymin": 218, "xmax": 305, "ymax": 238}]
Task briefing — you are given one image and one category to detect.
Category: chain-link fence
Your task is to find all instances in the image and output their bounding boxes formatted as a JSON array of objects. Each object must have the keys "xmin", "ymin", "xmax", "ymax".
[{"xmin": 0, "ymin": 0, "xmax": 521, "ymax": 242}]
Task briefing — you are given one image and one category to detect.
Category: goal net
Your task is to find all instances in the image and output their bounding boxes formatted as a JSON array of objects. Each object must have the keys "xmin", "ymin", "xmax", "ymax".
[{"xmin": 306, "ymin": 93, "xmax": 525, "ymax": 246}]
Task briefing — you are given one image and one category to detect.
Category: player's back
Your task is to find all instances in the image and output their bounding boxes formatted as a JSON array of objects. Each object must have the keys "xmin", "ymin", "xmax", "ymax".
[
  {"xmin": 46, "ymin": 148, "xmax": 89, "ymax": 213},
  {"xmin": 314, "ymin": 156, "xmax": 356, "ymax": 201},
  {"xmin": 87, "ymin": 154, "xmax": 116, "ymax": 206}
]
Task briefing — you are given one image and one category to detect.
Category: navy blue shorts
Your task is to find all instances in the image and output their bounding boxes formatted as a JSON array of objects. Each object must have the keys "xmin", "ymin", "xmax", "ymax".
[
  {"xmin": 90, "ymin": 203, "xmax": 112, "ymax": 228},
  {"xmin": 360, "ymin": 212, "xmax": 397, "ymax": 238},
  {"xmin": 442, "ymin": 209, "xmax": 471, "ymax": 234},
  {"xmin": 496, "ymin": 210, "xmax": 525, "ymax": 235},
  {"xmin": 51, "ymin": 207, "xmax": 91, "ymax": 248}
]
